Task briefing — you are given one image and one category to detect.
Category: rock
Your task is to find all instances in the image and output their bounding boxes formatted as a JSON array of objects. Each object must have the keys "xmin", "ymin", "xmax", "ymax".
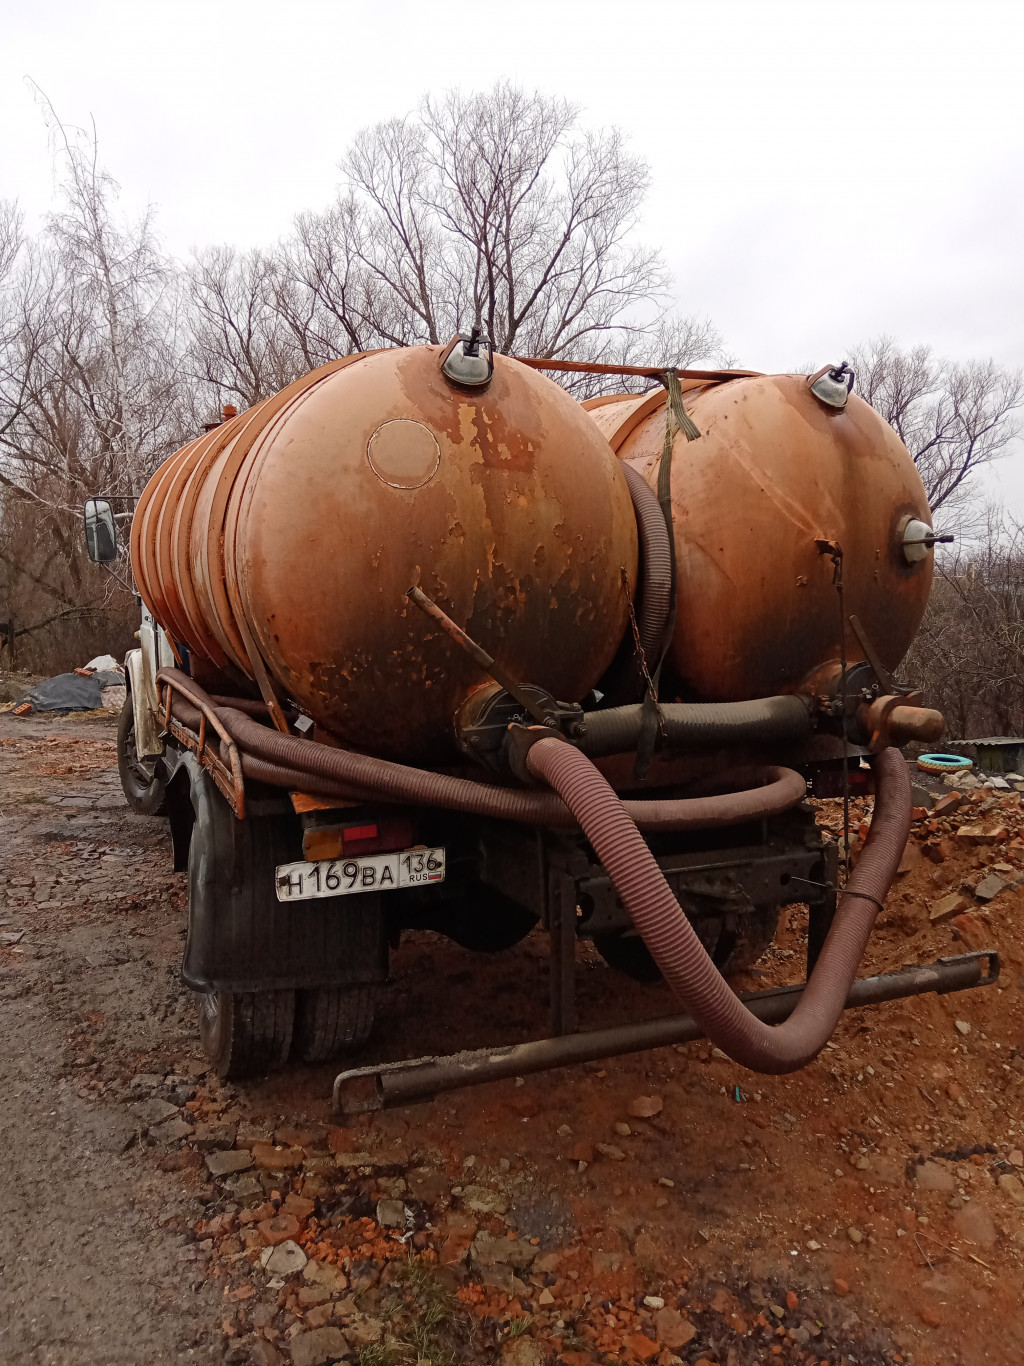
[
  {"xmin": 472, "ymin": 1232, "xmax": 538, "ymax": 1271},
  {"xmin": 275, "ymin": 1124, "xmax": 322, "ymax": 1147},
  {"xmin": 595, "ymin": 1143, "xmax": 627, "ymax": 1161},
  {"xmin": 922, "ymin": 838, "xmax": 951, "ymax": 864},
  {"xmin": 128, "ymin": 1097, "xmax": 180, "ymax": 1128},
  {"xmin": 897, "ymin": 841, "xmax": 922, "ymax": 875},
  {"xmin": 154, "ymin": 1116, "xmax": 193, "ymax": 1142},
  {"xmin": 627, "ymin": 1333, "xmax": 661, "ymax": 1362},
  {"xmin": 846, "ymin": 1226, "xmax": 863, "ymax": 1244},
  {"xmin": 459, "ymin": 1185, "xmax": 508, "ymax": 1215},
  {"xmin": 192, "ymin": 1121, "xmax": 237, "ymax": 1151},
  {"xmin": 288, "ymin": 1326, "xmax": 350, "ymax": 1366},
  {"xmin": 202, "ymin": 1212, "xmax": 237, "ymax": 1238},
  {"xmin": 954, "ymin": 1019, "xmax": 971, "ymax": 1036},
  {"xmin": 946, "ymin": 1081, "xmax": 963, "ymax": 1100},
  {"xmin": 298, "ymin": 1285, "xmax": 332, "ymax": 1307},
  {"xmin": 261, "ymin": 1239, "xmax": 307, "ymax": 1276},
  {"xmin": 613, "ymin": 1121, "xmax": 632, "ymax": 1137},
  {"xmin": 406, "ymin": 1167, "xmax": 448, "ymax": 1204},
  {"xmin": 303, "ymin": 1259, "xmax": 349, "ymax": 1294},
  {"xmin": 833, "ymin": 1278, "xmax": 850, "ymax": 1296},
  {"xmin": 501, "ymin": 1338, "xmax": 546, "ymax": 1366},
  {"xmin": 252, "ymin": 1141, "xmax": 304, "ymax": 1171},
  {"xmin": 655, "ymin": 1307, "xmax": 696, "ymax": 1349},
  {"xmin": 284, "ymin": 1193, "xmax": 316, "ymax": 1220},
  {"xmin": 955, "ymin": 824, "xmax": 1007, "ymax": 846},
  {"xmin": 248, "ymin": 1341, "xmax": 284, "ymax": 1366},
  {"xmin": 914, "ymin": 1161, "xmax": 955, "ymax": 1193},
  {"xmin": 376, "ymin": 1198, "xmax": 407, "ymax": 1228},
  {"xmin": 207, "ymin": 1149, "xmax": 254, "ymax": 1177},
  {"xmin": 785, "ymin": 1290, "xmax": 799, "ymax": 1310},
  {"xmin": 333, "ymin": 1151, "xmax": 374, "ymax": 1170},
  {"xmin": 344, "ymin": 1314, "xmax": 384, "ymax": 1348},
  {"xmin": 567, "ymin": 1141, "xmax": 594, "ymax": 1164},
  {"xmin": 1009, "ymin": 1149, "xmax": 1024, "ymax": 1167},
  {"xmin": 644, "ymin": 1295, "xmax": 665, "ymax": 1310},
  {"xmin": 932, "ymin": 792, "xmax": 963, "ymax": 818},
  {"xmin": 952, "ymin": 912, "xmax": 992, "ymax": 951},
  {"xmin": 912, "ymin": 783, "xmax": 935, "ymax": 810},
  {"xmin": 973, "ymin": 875, "xmax": 1007, "ymax": 902},
  {"xmin": 556, "ymin": 1123, "xmax": 573, "ymax": 1137},
  {"xmin": 627, "ymin": 1095, "xmax": 664, "ymax": 1118},
  {"xmin": 952, "ymin": 1201, "xmax": 997, "ymax": 1247},
  {"xmin": 929, "ymin": 892, "xmax": 968, "ymax": 923},
  {"xmin": 259, "ymin": 1213, "xmax": 302, "ymax": 1246},
  {"xmin": 998, "ymin": 1174, "xmax": 1024, "ymax": 1207}
]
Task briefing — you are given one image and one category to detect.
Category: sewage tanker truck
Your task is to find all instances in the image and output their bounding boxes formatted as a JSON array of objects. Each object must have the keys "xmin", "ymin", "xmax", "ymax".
[{"xmin": 83, "ymin": 339, "xmax": 997, "ymax": 1108}]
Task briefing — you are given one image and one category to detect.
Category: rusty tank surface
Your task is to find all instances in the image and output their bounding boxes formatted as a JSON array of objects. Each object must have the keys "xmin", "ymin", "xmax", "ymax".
[
  {"xmin": 583, "ymin": 372, "xmax": 934, "ymax": 703},
  {"xmin": 131, "ymin": 346, "xmax": 637, "ymax": 760}
]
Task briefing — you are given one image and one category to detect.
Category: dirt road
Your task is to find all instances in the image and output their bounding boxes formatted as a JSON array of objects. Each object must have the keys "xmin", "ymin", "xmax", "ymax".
[{"xmin": 2, "ymin": 712, "xmax": 1022, "ymax": 1366}]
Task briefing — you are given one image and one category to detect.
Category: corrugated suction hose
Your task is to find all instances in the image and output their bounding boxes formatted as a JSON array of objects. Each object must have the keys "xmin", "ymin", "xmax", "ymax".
[
  {"xmin": 525, "ymin": 736, "xmax": 911, "ymax": 1074},
  {"xmin": 620, "ymin": 462, "xmax": 673, "ymax": 665}
]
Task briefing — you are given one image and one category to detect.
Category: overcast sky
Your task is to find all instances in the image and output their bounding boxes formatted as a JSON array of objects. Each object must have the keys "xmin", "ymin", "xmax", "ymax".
[{"xmin": 2, "ymin": 0, "xmax": 1022, "ymax": 511}]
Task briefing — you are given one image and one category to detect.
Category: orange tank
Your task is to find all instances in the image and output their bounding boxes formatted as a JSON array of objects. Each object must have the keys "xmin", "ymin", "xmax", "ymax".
[
  {"xmin": 132, "ymin": 347, "xmax": 638, "ymax": 760},
  {"xmin": 584, "ymin": 374, "xmax": 933, "ymax": 701}
]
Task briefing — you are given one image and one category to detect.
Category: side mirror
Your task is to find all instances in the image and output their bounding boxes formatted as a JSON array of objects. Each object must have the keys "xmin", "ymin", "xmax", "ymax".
[{"xmin": 84, "ymin": 498, "xmax": 118, "ymax": 564}]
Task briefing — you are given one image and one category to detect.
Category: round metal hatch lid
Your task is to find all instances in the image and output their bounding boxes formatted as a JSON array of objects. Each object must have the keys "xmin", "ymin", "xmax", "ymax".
[{"xmin": 367, "ymin": 418, "xmax": 441, "ymax": 489}]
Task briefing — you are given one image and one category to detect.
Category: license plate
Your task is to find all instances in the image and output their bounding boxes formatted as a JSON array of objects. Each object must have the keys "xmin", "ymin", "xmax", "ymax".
[{"xmin": 275, "ymin": 847, "xmax": 445, "ymax": 902}]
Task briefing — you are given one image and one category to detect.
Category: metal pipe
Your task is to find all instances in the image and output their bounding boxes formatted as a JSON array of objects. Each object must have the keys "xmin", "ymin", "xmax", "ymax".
[{"xmin": 332, "ymin": 952, "xmax": 999, "ymax": 1114}]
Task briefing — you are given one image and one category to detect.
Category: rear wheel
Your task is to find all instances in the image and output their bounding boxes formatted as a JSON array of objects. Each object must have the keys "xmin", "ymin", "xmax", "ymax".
[
  {"xmin": 198, "ymin": 988, "xmax": 296, "ymax": 1079},
  {"xmin": 117, "ymin": 698, "xmax": 166, "ymax": 815},
  {"xmin": 293, "ymin": 985, "xmax": 377, "ymax": 1063}
]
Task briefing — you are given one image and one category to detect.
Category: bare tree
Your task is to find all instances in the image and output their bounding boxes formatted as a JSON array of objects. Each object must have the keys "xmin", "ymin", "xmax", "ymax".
[
  {"xmin": 850, "ymin": 336, "xmax": 1023, "ymax": 517},
  {"xmin": 902, "ymin": 509, "xmax": 1024, "ymax": 738},
  {"xmin": 282, "ymin": 83, "xmax": 722, "ymax": 376},
  {"xmin": 0, "ymin": 103, "xmax": 185, "ymax": 512},
  {"xmin": 185, "ymin": 244, "xmax": 304, "ymax": 410},
  {"xmin": 0, "ymin": 105, "xmax": 187, "ymax": 671}
]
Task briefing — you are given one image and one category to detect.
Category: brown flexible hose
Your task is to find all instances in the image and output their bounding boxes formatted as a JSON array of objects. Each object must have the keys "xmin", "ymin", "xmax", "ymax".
[
  {"xmin": 212, "ymin": 701, "xmax": 806, "ymax": 831},
  {"xmin": 157, "ymin": 672, "xmax": 806, "ymax": 832},
  {"xmin": 524, "ymin": 736, "xmax": 910, "ymax": 1073}
]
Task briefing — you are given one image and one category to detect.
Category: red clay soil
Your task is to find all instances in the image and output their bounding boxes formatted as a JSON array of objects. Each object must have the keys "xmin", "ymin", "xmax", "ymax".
[{"xmin": 1, "ymin": 714, "xmax": 1022, "ymax": 1365}]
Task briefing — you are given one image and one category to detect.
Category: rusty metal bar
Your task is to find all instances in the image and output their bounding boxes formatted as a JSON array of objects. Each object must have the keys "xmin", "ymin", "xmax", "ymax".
[
  {"xmin": 332, "ymin": 952, "xmax": 999, "ymax": 1115},
  {"xmin": 512, "ymin": 356, "xmax": 761, "ymax": 382},
  {"xmin": 158, "ymin": 668, "xmax": 246, "ymax": 818},
  {"xmin": 406, "ymin": 586, "xmax": 554, "ymax": 726}
]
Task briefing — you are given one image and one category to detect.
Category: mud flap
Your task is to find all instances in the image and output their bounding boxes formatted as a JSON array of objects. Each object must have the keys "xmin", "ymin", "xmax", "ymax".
[{"xmin": 180, "ymin": 761, "xmax": 388, "ymax": 994}]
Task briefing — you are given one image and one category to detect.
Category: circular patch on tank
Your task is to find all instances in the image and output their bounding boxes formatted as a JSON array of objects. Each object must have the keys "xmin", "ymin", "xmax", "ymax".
[{"xmin": 366, "ymin": 419, "xmax": 441, "ymax": 489}]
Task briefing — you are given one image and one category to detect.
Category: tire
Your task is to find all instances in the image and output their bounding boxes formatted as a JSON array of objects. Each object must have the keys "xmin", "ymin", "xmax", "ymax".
[
  {"xmin": 293, "ymin": 985, "xmax": 377, "ymax": 1063},
  {"xmin": 116, "ymin": 698, "xmax": 167, "ymax": 815},
  {"xmin": 198, "ymin": 987, "xmax": 296, "ymax": 1079},
  {"xmin": 916, "ymin": 753, "xmax": 972, "ymax": 774}
]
